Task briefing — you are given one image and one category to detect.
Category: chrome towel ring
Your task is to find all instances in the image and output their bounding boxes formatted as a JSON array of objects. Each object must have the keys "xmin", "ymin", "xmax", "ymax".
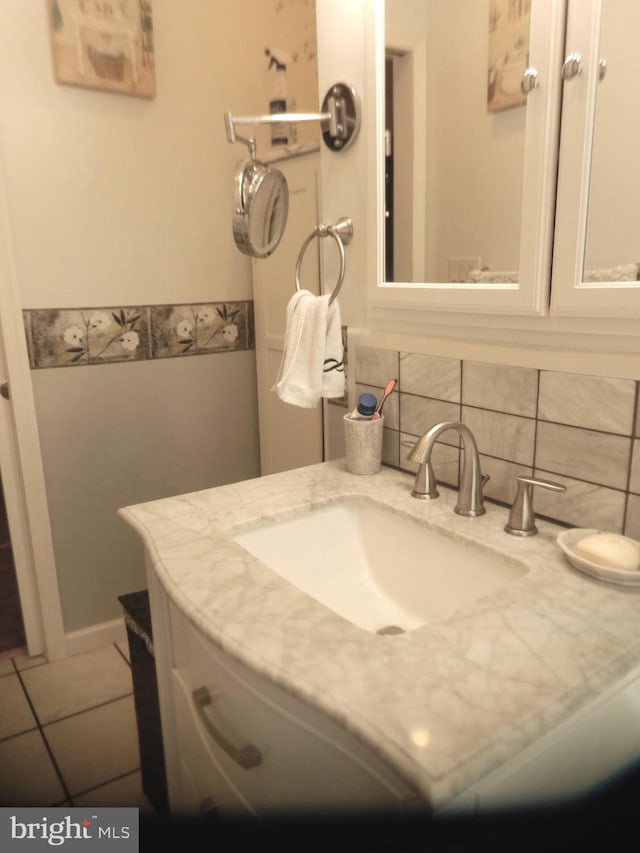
[{"xmin": 294, "ymin": 217, "xmax": 353, "ymax": 305}]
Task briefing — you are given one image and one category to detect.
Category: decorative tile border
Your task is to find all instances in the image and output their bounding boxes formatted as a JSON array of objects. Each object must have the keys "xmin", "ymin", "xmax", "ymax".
[{"xmin": 24, "ymin": 301, "xmax": 254, "ymax": 369}]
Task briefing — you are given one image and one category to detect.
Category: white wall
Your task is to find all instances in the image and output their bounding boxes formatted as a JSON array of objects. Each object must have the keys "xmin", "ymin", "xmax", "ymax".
[{"xmin": 317, "ymin": 0, "xmax": 371, "ymax": 330}]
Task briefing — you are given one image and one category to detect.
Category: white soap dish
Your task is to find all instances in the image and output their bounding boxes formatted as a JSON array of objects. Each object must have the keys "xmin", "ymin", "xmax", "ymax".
[{"xmin": 557, "ymin": 528, "xmax": 640, "ymax": 587}]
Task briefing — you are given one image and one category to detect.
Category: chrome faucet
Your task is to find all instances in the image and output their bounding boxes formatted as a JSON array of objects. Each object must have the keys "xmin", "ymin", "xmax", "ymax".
[{"xmin": 406, "ymin": 421, "xmax": 488, "ymax": 517}]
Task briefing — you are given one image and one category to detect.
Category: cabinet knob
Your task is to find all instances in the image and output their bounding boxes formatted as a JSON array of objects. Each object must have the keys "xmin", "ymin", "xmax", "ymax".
[
  {"xmin": 562, "ymin": 52, "xmax": 582, "ymax": 80},
  {"xmin": 505, "ymin": 476, "xmax": 566, "ymax": 537},
  {"xmin": 521, "ymin": 67, "xmax": 538, "ymax": 95},
  {"xmin": 598, "ymin": 58, "xmax": 607, "ymax": 82}
]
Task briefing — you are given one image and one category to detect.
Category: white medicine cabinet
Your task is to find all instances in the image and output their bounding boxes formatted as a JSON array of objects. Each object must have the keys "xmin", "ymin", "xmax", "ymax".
[{"xmin": 371, "ymin": 0, "xmax": 640, "ymax": 329}]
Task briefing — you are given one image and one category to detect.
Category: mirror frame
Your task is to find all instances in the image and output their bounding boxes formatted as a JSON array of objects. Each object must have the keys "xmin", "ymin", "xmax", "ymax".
[{"xmin": 369, "ymin": 0, "xmax": 566, "ymax": 318}]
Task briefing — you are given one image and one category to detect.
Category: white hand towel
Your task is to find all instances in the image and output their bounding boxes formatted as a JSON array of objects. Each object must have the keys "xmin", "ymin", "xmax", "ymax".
[
  {"xmin": 271, "ymin": 290, "xmax": 325, "ymax": 408},
  {"xmin": 272, "ymin": 290, "xmax": 345, "ymax": 408}
]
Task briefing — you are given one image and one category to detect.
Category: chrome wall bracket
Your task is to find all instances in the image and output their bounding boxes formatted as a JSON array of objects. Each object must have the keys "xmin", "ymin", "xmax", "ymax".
[{"xmin": 320, "ymin": 83, "xmax": 360, "ymax": 151}]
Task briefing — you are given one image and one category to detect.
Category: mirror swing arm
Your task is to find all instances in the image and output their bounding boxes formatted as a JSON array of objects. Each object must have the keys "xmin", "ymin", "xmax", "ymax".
[{"xmin": 225, "ymin": 81, "xmax": 361, "ymax": 157}]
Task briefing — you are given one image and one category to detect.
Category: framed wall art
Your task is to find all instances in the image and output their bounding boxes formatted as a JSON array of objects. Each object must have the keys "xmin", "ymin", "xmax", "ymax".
[
  {"xmin": 487, "ymin": 0, "xmax": 531, "ymax": 112},
  {"xmin": 48, "ymin": 0, "xmax": 155, "ymax": 98}
]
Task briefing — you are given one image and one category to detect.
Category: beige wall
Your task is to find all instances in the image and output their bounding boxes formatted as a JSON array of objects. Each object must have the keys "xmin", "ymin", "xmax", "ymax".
[
  {"xmin": 0, "ymin": 0, "xmax": 317, "ymax": 635},
  {"xmin": 0, "ymin": 0, "xmax": 319, "ymax": 308}
]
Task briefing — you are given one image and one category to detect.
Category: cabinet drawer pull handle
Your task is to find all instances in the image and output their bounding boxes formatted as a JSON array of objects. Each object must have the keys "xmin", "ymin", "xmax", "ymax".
[{"xmin": 192, "ymin": 686, "xmax": 262, "ymax": 769}]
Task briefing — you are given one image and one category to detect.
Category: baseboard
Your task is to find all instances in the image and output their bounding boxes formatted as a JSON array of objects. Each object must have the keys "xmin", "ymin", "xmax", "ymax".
[{"xmin": 64, "ymin": 616, "xmax": 127, "ymax": 657}]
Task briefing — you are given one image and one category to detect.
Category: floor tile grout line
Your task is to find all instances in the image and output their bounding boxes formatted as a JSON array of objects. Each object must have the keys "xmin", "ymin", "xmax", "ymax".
[
  {"xmin": 14, "ymin": 666, "xmax": 44, "ymax": 729},
  {"xmin": 3, "ymin": 642, "xmax": 135, "ymax": 741},
  {"xmin": 2, "ymin": 645, "xmax": 146, "ymax": 808},
  {"xmin": 39, "ymin": 691, "xmax": 136, "ymax": 729},
  {"xmin": 68, "ymin": 768, "xmax": 145, "ymax": 807},
  {"xmin": 16, "ymin": 679, "xmax": 136, "ymax": 804},
  {"xmin": 3, "ymin": 676, "xmax": 134, "ymax": 741},
  {"xmin": 13, "ymin": 666, "xmax": 72, "ymax": 804},
  {"xmin": 37, "ymin": 727, "xmax": 73, "ymax": 805}
]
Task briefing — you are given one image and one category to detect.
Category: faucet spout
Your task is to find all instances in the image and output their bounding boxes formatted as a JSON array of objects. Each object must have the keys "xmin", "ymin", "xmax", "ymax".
[{"xmin": 407, "ymin": 421, "xmax": 487, "ymax": 517}]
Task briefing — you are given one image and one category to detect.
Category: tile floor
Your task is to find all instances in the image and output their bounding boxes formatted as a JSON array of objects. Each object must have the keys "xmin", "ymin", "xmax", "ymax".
[{"xmin": 0, "ymin": 641, "xmax": 156, "ymax": 813}]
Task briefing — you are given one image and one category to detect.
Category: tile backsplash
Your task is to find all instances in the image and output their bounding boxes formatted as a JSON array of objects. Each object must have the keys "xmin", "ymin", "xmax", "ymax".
[
  {"xmin": 24, "ymin": 301, "xmax": 254, "ymax": 369},
  {"xmin": 354, "ymin": 345, "xmax": 640, "ymax": 538}
]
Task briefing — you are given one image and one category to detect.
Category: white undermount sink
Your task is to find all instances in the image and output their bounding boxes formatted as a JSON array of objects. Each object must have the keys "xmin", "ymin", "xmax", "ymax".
[{"xmin": 232, "ymin": 497, "xmax": 527, "ymax": 635}]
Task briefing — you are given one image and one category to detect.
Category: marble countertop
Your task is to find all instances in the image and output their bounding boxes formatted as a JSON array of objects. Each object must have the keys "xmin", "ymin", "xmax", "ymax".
[{"xmin": 119, "ymin": 461, "xmax": 640, "ymax": 808}]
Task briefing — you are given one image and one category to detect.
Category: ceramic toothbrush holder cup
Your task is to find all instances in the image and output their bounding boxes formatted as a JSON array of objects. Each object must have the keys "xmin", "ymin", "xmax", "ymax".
[{"xmin": 343, "ymin": 414, "xmax": 384, "ymax": 475}]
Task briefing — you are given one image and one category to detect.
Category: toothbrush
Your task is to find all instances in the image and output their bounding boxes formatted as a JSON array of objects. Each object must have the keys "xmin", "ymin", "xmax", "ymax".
[{"xmin": 372, "ymin": 378, "xmax": 397, "ymax": 419}]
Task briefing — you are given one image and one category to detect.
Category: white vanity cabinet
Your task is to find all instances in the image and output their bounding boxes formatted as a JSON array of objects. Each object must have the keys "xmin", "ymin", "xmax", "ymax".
[
  {"xmin": 441, "ymin": 666, "xmax": 640, "ymax": 816},
  {"xmin": 121, "ymin": 462, "xmax": 640, "ymax": 824},
  {"xmin": 146, "ymin": 570, "xmax": 424, "ymax": 819}
]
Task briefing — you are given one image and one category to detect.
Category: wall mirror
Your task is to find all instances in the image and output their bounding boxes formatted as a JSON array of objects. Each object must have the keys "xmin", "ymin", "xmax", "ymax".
[
  {"xmin": 379, "ymin": 0, "xmax": 640, "ymax": 321},
  {"xmin": 583, "ymin": 0, "xmax": 640, "ymax": 282},
  {"xmin": 385, "ymin": 0, "xmax": 530, "ymax": 285},
  {"xmin": 549, "ymin": 0, "xmax": 640, "ymax": 317},
  {"xmin": 376, "ymin": 0, "xmax": 562, "ymax": 316}
]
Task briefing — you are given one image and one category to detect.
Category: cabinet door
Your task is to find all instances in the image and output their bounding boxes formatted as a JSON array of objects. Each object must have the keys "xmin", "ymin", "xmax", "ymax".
[{"xmin": 551, "ymin": 0, "xmax": 640, "ymax": 317}]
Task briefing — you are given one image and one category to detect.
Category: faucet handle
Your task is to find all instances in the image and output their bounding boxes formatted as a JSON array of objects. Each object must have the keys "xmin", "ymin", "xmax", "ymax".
[{"xmin": 505, "ymin": 476, "xmax": 566, "ymax": 537}]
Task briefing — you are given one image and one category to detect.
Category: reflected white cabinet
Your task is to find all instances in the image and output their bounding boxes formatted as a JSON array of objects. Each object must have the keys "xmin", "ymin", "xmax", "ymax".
[
  {"xmin": 146, "ymin": 569, "xmax": 424, "ymax": 819},
  {"xmin": 551, "ymin": 0, "xmax": 640, "ymax": 317}
]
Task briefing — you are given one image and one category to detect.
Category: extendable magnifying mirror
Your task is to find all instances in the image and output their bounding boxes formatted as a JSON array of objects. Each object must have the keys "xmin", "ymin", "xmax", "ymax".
[
  {"xmin": 232, "ymin": 155, "xmax": 289, "ymax": 259},
  {"xmin": 225, "ymin": 83, "xmax": 360, "ymax": 258}
]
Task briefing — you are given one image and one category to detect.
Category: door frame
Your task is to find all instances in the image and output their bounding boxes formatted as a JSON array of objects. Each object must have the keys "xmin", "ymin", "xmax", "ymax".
[{"xmin": 0, "ymin": 153, "xmax": 65, "ymax": 660}]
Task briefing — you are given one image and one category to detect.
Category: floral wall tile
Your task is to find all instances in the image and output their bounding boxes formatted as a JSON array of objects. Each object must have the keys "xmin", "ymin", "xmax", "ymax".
[
  {"xmin": 24, "ymin": 301, "xmax": 255, "ymax": 369},
  {"xmin": 26, "ymin": 307, "xmax": 150, "ymax": 368},
  {"xmin": 150, "ymin": 302, "xmax": 252, "ymax": 358}
]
